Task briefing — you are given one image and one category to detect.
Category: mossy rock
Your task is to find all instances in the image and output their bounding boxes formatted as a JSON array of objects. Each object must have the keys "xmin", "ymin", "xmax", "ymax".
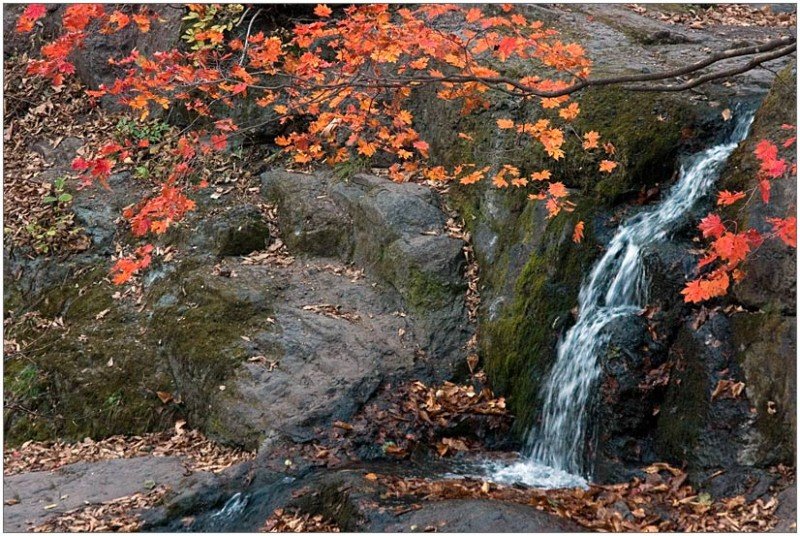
[
  {"xmin": 377, "ymin": 235, "xmax": 466, "ymax": 314},
  {"xmin": 148, "ymin": 264, "xmax": 276, "ymax": 448},
  {"xmin": 730, "ymin": 311, "xmax": 796, "ymax": 466},
  {"xmin": 414, "ymin": 83, "xmax": 693, "ymax": 208},
  {"xmin": 480, "ymin": 201, "xmax": 600, "ymax": 433},
  {"xmin": 4, "ymin": 267, "xmax": 174, "ymax": 445},
  {"xmin": 4, "ymin": 260, "xmax": 275, "ymax": 448}
]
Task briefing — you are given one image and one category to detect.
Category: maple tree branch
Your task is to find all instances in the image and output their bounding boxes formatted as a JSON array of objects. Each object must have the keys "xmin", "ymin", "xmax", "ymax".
[
  {"xmin": 620, "ymin": 43, "xmax": 797, "ymax": 92},
  {"xmin": 248, "ymin": 35, "xmax": 796, "ymax": 97},
  {"xmin": 419, "ymin": 35, "xmax": 797, "ymax": 97},
  {"xmin": 239, "ymin": 8, "xmax": 263, "ymax": 66}
]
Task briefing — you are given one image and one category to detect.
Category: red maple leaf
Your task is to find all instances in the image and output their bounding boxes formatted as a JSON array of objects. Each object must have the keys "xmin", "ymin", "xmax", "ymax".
[
  {"xmin": 698, "ymin": 213, "xmax": 726, "ymax": 239},
  {"xmin": 767, "ymin": 217, "xmax": 797, "ymax": 248}
]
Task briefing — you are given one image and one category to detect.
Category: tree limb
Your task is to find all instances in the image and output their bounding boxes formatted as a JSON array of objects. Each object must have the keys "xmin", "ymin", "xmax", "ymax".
[
  {"xmin": 621, "ymin": 43, "xmax": 797, "ymax": 92},
  {"xmin": 428, "ymin": 35, "xmax": 797, "ymax": 97}
]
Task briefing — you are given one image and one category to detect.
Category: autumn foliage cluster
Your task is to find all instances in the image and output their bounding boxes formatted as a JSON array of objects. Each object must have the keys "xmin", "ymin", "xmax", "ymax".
[
  {"xmin": 15, "ymin": 4, "xmax": 796, "ymax": 304},
  {"xmin": 682, "ymin": 129, "xmax": 797, "ymax": 303}
]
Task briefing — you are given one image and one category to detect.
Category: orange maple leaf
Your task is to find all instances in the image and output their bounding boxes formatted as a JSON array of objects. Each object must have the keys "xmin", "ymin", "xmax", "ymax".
[
  {"xmin": 682, "ymin": 270, "xmax": 729, "ymax": 304},
  {"xmin": 314, "ymin": 4, "xmax": 332, "ymax": 17},
  {"xmin": 548, "ymin": 181, "xmax": 568, "ymax": 198},
  {"xmin": 717, "ymin": 190, "xmax": 746, "ymax": 206},
  {"xmin": 712, "ymin": 232, "xmax": 750, "ymax": 266},
  {"xmin": 583, "ymin": 131, "xmax": 600, "ymax": 150},
  {"xmin": 767, "ymin": 216, "xmax": 797, "ymax": 248},
  {"xmin": 558, "ymin": 102, "xmax": 580, "ymax": 121},
  {"xmin": 132, "ymin": 13, "xmax": 150, "ymax": 33},
  {"xmin": 573, "ymin": 220, "xmax": 585, "ymax": 244},
  {"xmin": 698, "ymin": 213, "xmax": 726, "ymax": 239},
  {"xmin": 599, "ymin": 160, "xmax": 617, "ymax": 173}
]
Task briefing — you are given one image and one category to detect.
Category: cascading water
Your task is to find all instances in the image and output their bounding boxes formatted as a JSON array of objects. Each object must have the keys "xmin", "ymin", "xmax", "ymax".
[{"xmin": 489, "ymin": 112, "xmax": 753, "ymax": 489}]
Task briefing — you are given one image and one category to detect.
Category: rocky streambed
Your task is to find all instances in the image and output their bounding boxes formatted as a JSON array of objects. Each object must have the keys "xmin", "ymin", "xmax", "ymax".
[{"xmin": 3, "ymin": 3, "xmax": 797, "ymax": 533}]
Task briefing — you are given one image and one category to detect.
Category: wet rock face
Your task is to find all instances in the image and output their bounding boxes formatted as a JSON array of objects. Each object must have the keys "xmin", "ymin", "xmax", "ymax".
[
  {"xmin": 423, "ymin": 26, "xmax": 794, "ymax": 487},
  {"xmin": 586, "ymin": 64, "xmax": 796, "ymax": 488},
  {"xmin": 731, "ymin": 312, "xmax": 796, "ymax": 467}
]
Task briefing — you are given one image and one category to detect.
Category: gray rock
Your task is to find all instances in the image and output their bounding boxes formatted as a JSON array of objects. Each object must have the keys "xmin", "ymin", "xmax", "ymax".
[
  {"xmin": 376, "ymin": 499, "xmax": 587, "ymax": 532},
  {"xmin": 772, "ymin": 485, "xmax": 797, "ymax": 533},
  {"xmin": 261, "ymin": 169, "xmax": 471, "ymax": 369},
  {"xmin": 261, "ymin": 171, "xmax": 353, "ymax": 258},
  {"xmin": 3, "ymin": 456, "xmax": 199, "ymax": 532},
  {"xmin": 188, "ymin": 204, "xmax": 271, "ymax": 257}
]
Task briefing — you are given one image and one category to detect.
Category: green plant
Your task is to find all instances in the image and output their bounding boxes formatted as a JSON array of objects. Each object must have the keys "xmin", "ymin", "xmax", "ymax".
[
  {"xmin": 115, "ymin": 117, "xmax": 171, "ymax": 144},
  {"xmin": 333, "ymin": 156, "xmax": 370, "ymax": 181},
  {"xmin": 105, "ymin": 390, "xmax": 123, "ymax": 409},
  {"xmin": 21, "ymin": 177, "xmax": 81, "ymax": 254},
  {"xmin": 181, "ymin": 4, "xmax": 243, "ymax": 51},
  {"xmin": 24, "ymin": 215, "xmax": 78, "ymax": 254},
  {"xmin": 42, "ymin": 177, "xmax": 73, "ymax": 205}
]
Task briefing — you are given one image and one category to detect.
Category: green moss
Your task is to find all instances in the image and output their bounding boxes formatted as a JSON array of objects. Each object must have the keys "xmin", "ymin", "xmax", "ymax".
[
  {"xmin": 480, "ymin": 203, "xmax": 599, "ymax": 432},
  {"xmin": 4, "ymin": 262, "xmax": 273, "ymax": 447},
  {"xmin": 405, "ymin": 267, "xmax": 455, "ymax": 311},
  {"xmin": 574, "ymin": 88, "xmax": 690, "ymax": 200},
  {"xmin": 3, "ymin": 266, "xmax": 176, "ymax": 445},
  {"xmin": 149, "ymin": 269, "xmax": 269, "ymax": 446}
]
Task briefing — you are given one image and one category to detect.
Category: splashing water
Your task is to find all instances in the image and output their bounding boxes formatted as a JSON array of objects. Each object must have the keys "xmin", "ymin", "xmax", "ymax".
[{"xmin": 489, "ymin": 113, "xmax": 753, "ymax": 488}]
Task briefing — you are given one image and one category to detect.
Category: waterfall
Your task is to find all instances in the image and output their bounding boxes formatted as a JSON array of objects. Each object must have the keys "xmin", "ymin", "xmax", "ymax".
[{"xmin": 490, "ymin": 112, "xmax": 753, "ymax": 488}]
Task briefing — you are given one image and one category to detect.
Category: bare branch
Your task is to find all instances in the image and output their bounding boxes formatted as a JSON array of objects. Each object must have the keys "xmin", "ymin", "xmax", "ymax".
[{"xmin": 621, "ymin": 43, "xmax": 797, "ymax": 92}]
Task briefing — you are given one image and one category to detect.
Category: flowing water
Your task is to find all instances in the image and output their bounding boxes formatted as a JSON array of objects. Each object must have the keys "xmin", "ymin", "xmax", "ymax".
[
  {"xmin": 193, "ymin": 115, "xmax": 754, "ymax": 528},
  {"xmin": 489, "ymin": 112, "xmax": 753, "ymax": 488}
]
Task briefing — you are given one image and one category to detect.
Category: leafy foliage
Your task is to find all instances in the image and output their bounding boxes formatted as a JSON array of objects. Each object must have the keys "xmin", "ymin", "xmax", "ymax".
[
  {"xmin": 683, "ymin": 127, "xmax": 796, "ymax": 304},
  {"xmin": 19, "ymin": 4, "xmax": 620, "ymax": 283}
]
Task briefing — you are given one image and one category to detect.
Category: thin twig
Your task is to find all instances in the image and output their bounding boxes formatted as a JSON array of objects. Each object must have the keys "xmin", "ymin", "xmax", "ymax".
[{"xmin": 239, "ymin": 8, "xmax": 263, "ymax": 66}]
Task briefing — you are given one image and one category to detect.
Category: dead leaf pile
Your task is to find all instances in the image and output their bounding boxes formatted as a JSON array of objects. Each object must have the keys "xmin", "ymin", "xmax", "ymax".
[
  {"xmin": 241, "ymin": 203, "xmax": 296, "ymax": 267},
  {"xmin": 32, "ymin": 486, "xmax": 169, "ymax": 533},
  {"xmin": 261, "ymin": 508, "xmax": 341, "ymax": 533},
  {"xmin": 711, "ymin": 379, "xmax": 746, "ymax": 401},
  {"xmin": 432, "ymin": 180, "xmax": 481, "ymax": 324},
  {"xmin": 328, "ymin": 380, "xmax": 510, "ymax": 461},
  {"xmin": 3, "ymin": 56, "xmax": 97, "ymax": 254},
  {"xmin": 379, "ymin": 462, "xmax": 779, "ymax": 532},
  {"xmin": 3, "ymin": 424, "xmax": 254, "ymax": 476},
  {"xmin": 627, "ymin": 3, "xmax": 796, "ymax": 28},
  {"xmin": 446, "ymin": 216, "xmax": 481, "ymax": 323}
]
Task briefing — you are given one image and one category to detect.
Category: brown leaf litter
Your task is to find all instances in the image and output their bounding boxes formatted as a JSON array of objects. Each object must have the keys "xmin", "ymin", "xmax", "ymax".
[
  {"xmin": 377, "ymin": 462, "xmax": 780, "ymax": 532},
  {"xmin": 627, "ymin": 3, "xmax": 796, "ymax": 29},
  {"xmin": 32, "ymin": 486, "xmax": 170, "ymax": 533},
  {"xmin": 3, "ymin": 421, "xmax": 254, "ymax": 476},
  {"xmin": 261, "ymin": 507, "xmax": 341, "ymax": 533}
]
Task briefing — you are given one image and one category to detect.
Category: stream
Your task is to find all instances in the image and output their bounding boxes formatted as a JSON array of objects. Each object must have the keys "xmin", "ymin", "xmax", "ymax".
[
  {"xmin": 178, "ymin": 113, "xmax": 756, "ymax": 530},
  {"xmin": 488, "ymin": 111, "xmax": 754, "ymax": 489}
]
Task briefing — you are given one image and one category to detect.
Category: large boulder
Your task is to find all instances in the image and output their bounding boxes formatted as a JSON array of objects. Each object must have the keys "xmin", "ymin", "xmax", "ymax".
[
  {"xmin": 262, "ymin": 171, "xmax": 471, "ymax": 365},
  {"xmin": 5, "ymin": 168, "xmax": 472, "ymax": 452}
]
